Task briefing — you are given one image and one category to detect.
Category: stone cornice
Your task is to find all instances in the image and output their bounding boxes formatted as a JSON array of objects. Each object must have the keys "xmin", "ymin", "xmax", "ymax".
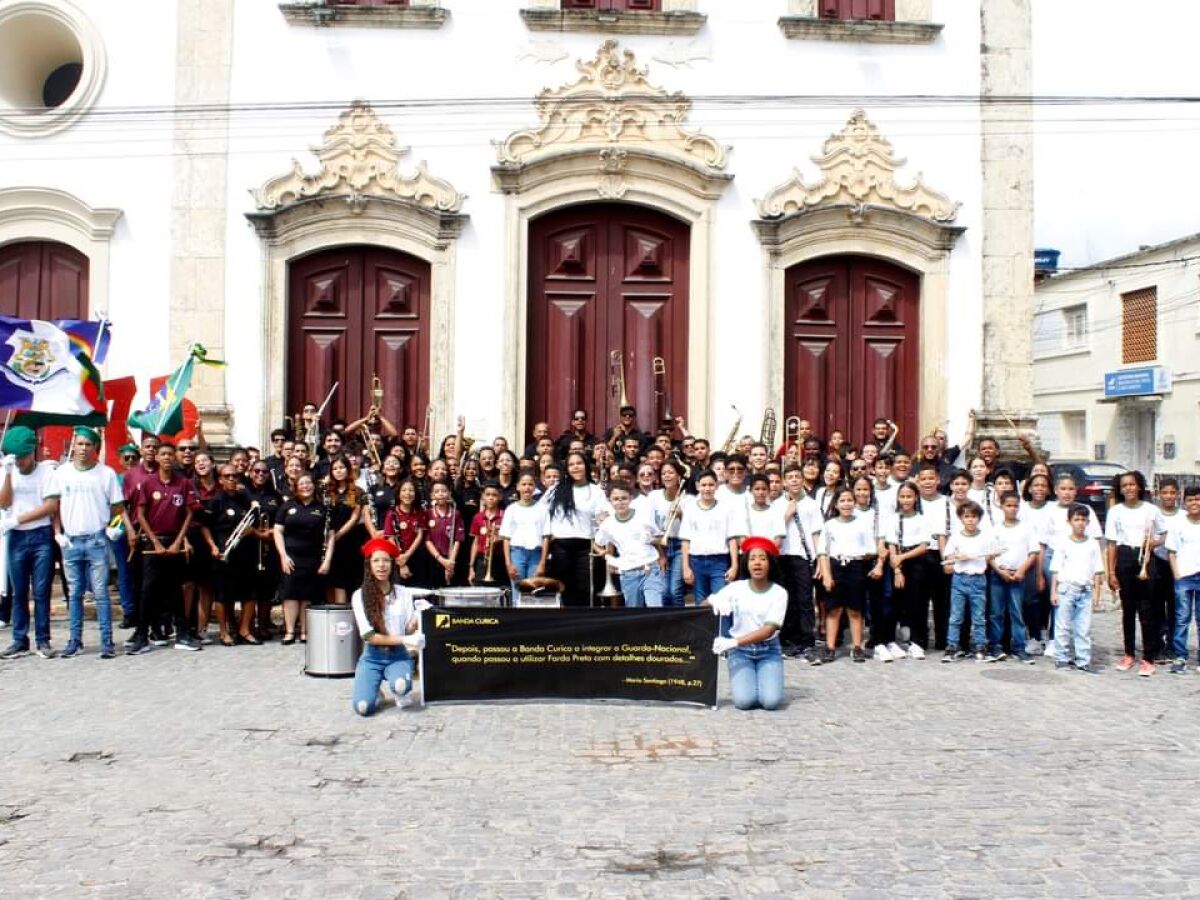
[
  {"xmin": 752, "ymin": 204, "xmax": 964, "ymax": 262},
  {"xmin": 519, "ymin": 8, "xmax": 705, "ymax": 36},
  {"xmin": 278, "ymin": 3, "xmax": 448, "ymax": 29},
  {"xmin": 778, "ymin": 16, "xmax": 942, "ymax": 44}
]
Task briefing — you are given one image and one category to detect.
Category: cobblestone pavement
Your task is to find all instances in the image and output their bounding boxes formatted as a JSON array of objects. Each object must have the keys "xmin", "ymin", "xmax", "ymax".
[{"xmin": 1, "ymin": 604, "xmax": 1197, "ymax": 899}]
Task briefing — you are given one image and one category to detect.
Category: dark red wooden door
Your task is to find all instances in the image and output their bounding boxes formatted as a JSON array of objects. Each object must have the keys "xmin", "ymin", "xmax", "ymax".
[
  {"xmin": 0, "ymin": 240, "xmax": 89, "ymax": 320},
  {"xmin": 785, "ymin": 255, "xmax": 919, "ymax": 446},
  {"xmin": 527, "ymin": 203, "xmax": 689, "ymax": 436},
  {"xmin": 288, "ymin": 245, "xmax": 429, "ymax": 430}
]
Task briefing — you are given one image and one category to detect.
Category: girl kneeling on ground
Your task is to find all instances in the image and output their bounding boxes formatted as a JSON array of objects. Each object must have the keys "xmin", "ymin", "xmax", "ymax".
[
  {"xmin": 705, "ymin": 537, "xmax": 788, "ymax": 711},
  {"xmin": 351, "ymin": 538, "xmax": 426, "ymax": 716}
]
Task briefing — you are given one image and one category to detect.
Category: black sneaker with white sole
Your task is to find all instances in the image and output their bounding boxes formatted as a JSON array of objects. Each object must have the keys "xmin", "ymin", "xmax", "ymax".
[
  {"xmin": 174, "ymin": 635, "xmax": 202, "ymax": 652},
  {"xmin": 35, "ymin": 642, "xmax": 58, "ymax": 659},
  {"xmin": 125, "ymin": 636, "xmax": 152, "ymax": 656},
  {"xmin": 0, "ymin": 642, "xmax": 30, "ymax": 660}
]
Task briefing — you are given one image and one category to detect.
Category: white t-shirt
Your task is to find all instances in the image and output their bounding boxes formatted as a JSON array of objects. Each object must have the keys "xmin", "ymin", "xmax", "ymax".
[
  {"xmin": 967, "ymin": 485, "xmax": 1002, "ymax": 527},
  {"xmin": 1039, "ymin": 503, "xmax": 1101, "ymax": 548},
  {"xmin": 1019, "ymin": 499, "xmax": 1054, "ymax": 533},
  {"xmin": 5, "ymin": 460, "xmax": 56, "ymax": 531},
  {"xmin": 1103, "ymin": 501, "xmax": 1166, "ymax": 549},
  {"xmin": 942, "ymin": 529, "xmax": 997, "ymax": 575},
  {"xmin": 945, "ymin": 497, "xmax": 995, "ymax": 543},
  {"xmin": 680, "ymin": 499, "xmax": 740, "ymax": 556},
  {"xmin": 874, "ymin": 481, "xmax": 898, "ymax": 517},
  {"xmin": 594, "ymin": 508, "xmax": 661, "ymax": 571},
  {"xmin": 44, "ymin": 462, "xmax": 123, "ymax": 537},
  {"xmin": 351, "ymin": 583, "xmax": 419, "ymax": 639},
  {"xmin": 992, "ymin": 520, "xmax": 1040, "ymax": 572},
  {"xmin": 819, "ymin": 515, "xmax": 877, "ymax": 560},
  {"xmin": 745, "ymin": 502, "xmax": 785, "ymax": 542},
  {"xmin": 774, "ymin": 493, "xmax": 822, "ymax": 559},
  {"xmin": 1166, "ymin": 516, "xmax": 1200, "ymax": 579},
  {"xmin": 1155, "ymin": 508, "xmax": 1185, "ymax": 561},
  {"xmin": 647, "ymin": 488, "xmax": 691, "ymax": 541},
  {"xmin": 1049, "ymin": 536, "xmax": 1105, "ymax": 587},
  {"xmin": 709, "ymin": 579, "xmax": 787, "ymax": 641},
  {"xmin": 498, "ymin": 500, "xmax": 548, "ymax": 551},
  {"xmin": 920, "ymin": 493, "xmax": 950, "ymax": 549},
  {"xmin": 546, "ymin": 483, "xmax": 604, "ymax": 540},
  {"xmin": 884, "ymin": 511, "xmax": 932, "ymax": 550}
]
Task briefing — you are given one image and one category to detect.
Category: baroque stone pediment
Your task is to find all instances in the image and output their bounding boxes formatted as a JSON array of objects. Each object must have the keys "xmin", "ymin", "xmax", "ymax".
[
  {"xmin": 494, "ymin": 39, "xmax": 729, "ymax": 174},
  {"xmin": 252, "ymin": 100, "xmax": 465, "ymax": 214},
  {"xmin": 756, "ymin": 109, "xmax": 958, "ymax": 222}
]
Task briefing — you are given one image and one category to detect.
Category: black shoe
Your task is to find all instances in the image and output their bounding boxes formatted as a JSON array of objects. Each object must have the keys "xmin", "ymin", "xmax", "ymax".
[
  {"xmin": 281, "ymin": 633, "xmax": 296, "ymax": 646},
  {"xmin": 149, "ymin": 629, "xmax": 170, "ymax": 647},
  {"xmin": 125, "ymin": 636, "xmax": 152, "ymax": 656},
  {"xmin": 821, "ymin": 648, "xmax": 836, "ymax": 664},
  {"xmin": 118, "ymin": 618, "xmax": 136, "ymax": 630},
  {"xmin": 0, "ymin": 642, "xmax": 30, "ymax": 660},
  {"xmin": 174, "ymin": 636, "xmax": 202, "ymax": 652},
  {"xmin": 851, "ymin": 646, "xmax": 866, "ymax": 663}
]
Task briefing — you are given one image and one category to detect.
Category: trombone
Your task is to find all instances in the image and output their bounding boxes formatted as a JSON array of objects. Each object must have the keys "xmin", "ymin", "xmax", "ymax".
[
  {"xmin": 610, "ymin": 350, "xmax": 629, "ymax": 409},
  {"xmin": 652, "ymin": 356, "xmax": 672, "ymax": 426}
]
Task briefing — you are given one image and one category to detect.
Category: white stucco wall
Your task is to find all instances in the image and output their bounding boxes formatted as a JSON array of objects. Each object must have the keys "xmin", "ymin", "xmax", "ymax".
[
  {"xmin": 223, "ymin": 0, "xmax": 985, "ymax": 446},
  {"xmin": 0, "ymin": 0, "xmax": 178, "ymax": 395}
]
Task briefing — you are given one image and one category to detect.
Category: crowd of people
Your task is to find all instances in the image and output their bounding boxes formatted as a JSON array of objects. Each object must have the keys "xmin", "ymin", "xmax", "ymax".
[{"xmin": 1, "ymin": 400, "xmax": 1199, "ymax": 713}]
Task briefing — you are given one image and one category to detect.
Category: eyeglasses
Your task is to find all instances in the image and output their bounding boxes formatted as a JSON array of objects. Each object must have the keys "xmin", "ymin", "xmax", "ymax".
[
  {"xmin": 179, "ymin": 446, "xmax": 197, "ymax": 453},
  {"xmin": 271, "ymin": 436, "xmax": 284, "ymax": 443},
  {"xmin": 120, "ymin": 455, "xmax": 137, "ymax": 462},
  {"xmin": 922, "ymin": 444, "xmax": 939, "ymax": 451}
]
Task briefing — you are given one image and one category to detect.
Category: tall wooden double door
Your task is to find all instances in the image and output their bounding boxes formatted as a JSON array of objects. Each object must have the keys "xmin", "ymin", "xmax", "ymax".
[
  {"xmin": 288, "ymin": 246, "xmax": 429, "ymax": 430},
  {"xmin": 526, "ymin": 203, "xmax": 689, "ymax": 436},
  {"xmin": 0, "ymin": 240, "xmax": 88, "ymax": 320},
  {"xmin": 785, "ymin": 255, "xmax": 920, "ymax": 445}
]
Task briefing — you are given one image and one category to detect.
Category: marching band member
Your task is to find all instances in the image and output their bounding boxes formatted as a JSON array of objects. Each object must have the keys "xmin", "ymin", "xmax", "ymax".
[
  {"xmin": 351, "ymin": 538, "xmax": 425, "ymax": 717},
  {"xmin": 424, "ymin": 479, "xmax": 463, "ymax": 588},
  {"xmin": 244, "ymin": 460, "xmax": 282, "ymax": 640},
  {"xmin": 500, "ymin": 472, "xmax": 550, "ymax": 596},
  {"xmin": 594, "ymin": 480, "xmax": 665, "ymax": 608},
  {"xmin": 705, "ymin": 536, "xmax": 787, "ymax": 711},
  {"xmin": 203, "ymin": 464, "xmax": 259, "ymax": 646},
  {"xmin": 186, "ymin": 450, "xmax": 219, "ymax": 641},
  {"xmin": 273, "ymin": 473, "xmax": 333, "ymax": 645},
  {"xmin": 383, "ymin": 478, "xmax": 426, "ymax": 585},
  {"xmin": 885, "ymin": 480, "xmax": 929, "ymax": 660},
  {"xmin": 1105, "ymin": 470, "xmax": 1165, "ymax": 675},
  {"xmin": 818, "ymin": 487, "xmax": 876, "ymax": 663},
  {"xmin": 680, "ymin": 469, "xmax": 742, "ymax": 607},
  {"xmin": 648, "ymin": 459, "xmax": 691, "ymax": 608},
  {"xmin": 325, "ymin": 455, "xmax": 367, "ymax": 604},
  {"xmin": 775, "ymin": 462, "xmax": 822, "ymax": 660},
  {"xmin": 545, "ymin": 450, "xmax": 604, "ymax": 606},
  {"xmin": 467, "ymin": 483, "xmax": 505, "ymax": 586}
]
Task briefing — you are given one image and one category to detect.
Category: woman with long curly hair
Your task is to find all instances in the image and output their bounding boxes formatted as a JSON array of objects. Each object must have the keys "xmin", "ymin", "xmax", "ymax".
[
  {"xmin": 350, "ymin": 539, "xmax": 425, "ymax": 716},
  {"xmin": 325, "ymin": 455, "xmax": 366, "ymax": 604}
]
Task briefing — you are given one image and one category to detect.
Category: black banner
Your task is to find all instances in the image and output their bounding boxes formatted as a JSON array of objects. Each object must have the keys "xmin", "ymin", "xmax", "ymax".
[{"xmin": 420, "ymin": 607, "xmax": 718, "ymax": 706}]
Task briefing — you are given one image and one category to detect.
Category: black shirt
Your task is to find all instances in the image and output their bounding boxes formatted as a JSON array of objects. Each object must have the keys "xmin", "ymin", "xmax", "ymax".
[{"xmin": 275, "ymin": 499, "xmax": 328, "ymax": 559}]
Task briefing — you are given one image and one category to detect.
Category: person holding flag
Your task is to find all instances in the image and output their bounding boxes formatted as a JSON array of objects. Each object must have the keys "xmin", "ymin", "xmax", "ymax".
[{"xmin": 43, "ymin": 427, "xmax": 132, "ymax": 659}]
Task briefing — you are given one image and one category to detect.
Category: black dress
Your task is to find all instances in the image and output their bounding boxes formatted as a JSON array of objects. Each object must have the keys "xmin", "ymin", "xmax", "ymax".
[
  {"xmin": 207, "ymin": 491, "xmax": 257, "ymax": 605},
  {"xmin": 329, "ymin": 488, "xmax": 368, "ymax": 593},
  {"xmin": 245, "ymin": 486, "xmax": 282, "ymax": 607},
  {"xmin": 274, "ymin": 498, "xmax": 328, "ymax": 604}
]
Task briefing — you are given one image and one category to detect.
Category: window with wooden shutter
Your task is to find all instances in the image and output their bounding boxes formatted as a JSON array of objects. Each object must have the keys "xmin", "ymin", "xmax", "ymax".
[
  {"xmin": 1121, "ymin": 287, "xmax": 1157, "ymax": 364},
  {"xmin": 328, "ymin": 0, "xmax": 410, "ymax": 6},
  {"xmin": 820, "ymin": 0, "xmax": 895, "ymax": 20}
]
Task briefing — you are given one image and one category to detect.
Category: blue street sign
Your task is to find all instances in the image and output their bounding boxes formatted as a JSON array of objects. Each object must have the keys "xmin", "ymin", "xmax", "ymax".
[{"xmin": 1103, "ymin": 366, "xmax": 1171, "ymax": 398}]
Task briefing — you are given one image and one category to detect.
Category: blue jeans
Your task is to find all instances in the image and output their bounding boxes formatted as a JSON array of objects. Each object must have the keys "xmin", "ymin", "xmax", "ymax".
[
  {"xmin": 988, "ymin": 574, "xmax": 1029, "ymax": 654},
  {"xmin": 509, "ymin": 545, "xmax": 542, "ymax": 596},
  {"xmin": 948, "ymin": 573, "xmax": 987, "ymax": 651},
  {"xmin": 690, "ymin": 554, "xmax": 728, "ymax": 606},
  {"xmin": 1172, "ymin": 573, "xmax": 1200, "ymax": 662},
  {"xmin": 65, "ymin": 532, "xmax": 113, "ymax": 647},
  {"xmin": 8, "ymin": 526, "xmax": 54, "ymax": 647},
  {"xmin": 662, "ymin": 539, "xmax": 684, "ymax": 607},
  {"xmin": 1055, "ymin": 583, "xmax": 1093, "ymax": 667},
  {"xmin": 352, "ymin": 643, "xmax": 414, "ymax": 716},
  {"xmin": 109, "ymin": 532, "xmax": 135, "ymax": 618},
  {"xmin": 727, "ymin": 638, "xmax": 784, "ymax": 710},
  {"xmin": 618, "ymin": 565, "xmax": 665, "ymax": 608}
]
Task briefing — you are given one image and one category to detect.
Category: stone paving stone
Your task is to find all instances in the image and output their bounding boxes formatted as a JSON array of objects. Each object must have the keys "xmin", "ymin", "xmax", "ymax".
[{"xmin": 2, "ymin": 607, "xmax": 1198, "ymax": 896}]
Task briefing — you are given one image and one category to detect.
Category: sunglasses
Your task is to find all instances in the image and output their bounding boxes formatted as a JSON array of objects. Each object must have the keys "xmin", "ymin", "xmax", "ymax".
[
  {"xmin": 251, "ymin": 468, "xmax": 269, "ymax": 474},
  {"xmin": 726, "ymin": 465, "xmax": 745, "ymax": 472},
  {"xmin": 121, "ymin": 455, "xmax": 137, "ymax": 462},
  {"xmin": 219, "ymin": 473, "xmax": 238, "ymax": 480}
]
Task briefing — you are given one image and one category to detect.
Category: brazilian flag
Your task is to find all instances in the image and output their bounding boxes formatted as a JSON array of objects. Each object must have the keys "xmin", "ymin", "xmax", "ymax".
[{"xmin": 127, "ymin": 343, "xmax": 225, "ymax": 436}]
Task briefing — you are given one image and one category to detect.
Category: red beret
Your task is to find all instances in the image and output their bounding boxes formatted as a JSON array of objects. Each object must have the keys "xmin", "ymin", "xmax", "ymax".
[
  {"xmin": 361, "ymin": 538, "xmax": 400, "ymax": 559},
  {"xmin": 741, "ymin": 536, "xmax": 779, "ymax": 558}
]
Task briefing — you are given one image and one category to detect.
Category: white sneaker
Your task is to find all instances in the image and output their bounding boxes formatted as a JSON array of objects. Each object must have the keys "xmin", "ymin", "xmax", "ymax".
[
  {"xmin": 399, "ymin": 683, "xmax": 423, "ymax": 708},
  {"xmin": 873, "ymin": 644, "xmax": 894, "ymax": 662},
  {"xmin": 907, "ymin": 643, "xmax": 926, "ymax": 660},
  {"xmin": 886, "ymin": 642, "xmax": 905, "ymax": 661},
  {"xmin": 1025, "ymin": 638, "xmax": 1042, "ymax": 657},
  {"xmin": 1042, "ymin": 639, "xmax": 1056, "ymax": 658}
]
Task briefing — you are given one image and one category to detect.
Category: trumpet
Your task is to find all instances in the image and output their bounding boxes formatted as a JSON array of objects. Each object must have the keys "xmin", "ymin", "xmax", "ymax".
[
  {"xmin": 370, "ymin": 374, "xmax": 383, "ymax": 418},
  {"xmin": 721, "ymin": 405, "xmax": 742, "ymax": 454},
  {"xmin": 760, "ymin": 407, "xmax": 777, "ymax": 451},
  {"xmin": 610, "ymin": 350, "xmax": 629, "ymax": 410},
  {"xmin": 222, "ymin": 501, "xmax": 260, "ymax": 557},
  {"xmin": 652, "ymin": 356, "xmax": 672, "ymax": 425},
  {"xmin": 482, "ymin": 517, "xmax": 497, "ymax": 584}
]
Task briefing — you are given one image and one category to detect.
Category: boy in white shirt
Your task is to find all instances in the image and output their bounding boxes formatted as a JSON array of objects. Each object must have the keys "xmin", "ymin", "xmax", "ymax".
[
  {"xmin": 1049, "ymin": 503, "xmax": 1105, "ymax": 674},
  {"xmin": 941, "ymin": 501, "xmax": 996, "ymax": 661},
  {"xmin": 1168, "ymin": 486, "xmax": 1200, "ymax": 673},
  {"xmin": 987, "ymin": 491, "xmax": 1040, "ymax": 663},
  {"xmin": 594, "ymin": 480, "xmax": 666, "ymax": 608}
]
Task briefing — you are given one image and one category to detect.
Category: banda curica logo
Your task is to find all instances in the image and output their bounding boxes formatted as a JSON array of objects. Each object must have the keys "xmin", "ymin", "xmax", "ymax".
[{"xmin": 435, "ymin": 614, "xmax": 452, "ymax": 630}]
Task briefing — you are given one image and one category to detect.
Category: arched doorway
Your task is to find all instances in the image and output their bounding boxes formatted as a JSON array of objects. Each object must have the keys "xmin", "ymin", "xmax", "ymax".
[
  {"xmin": 526, "ymin": 203, "xmax": 689, "ymax": 437},
  {"xmin": 784, "ymin": 254, "xmax": 919, "ymax": 445},
  {"xmin": 0, "ymin": 239, "xmax": 88, "ymax": 319},
  {"xmin": 287, "ymin": 245, "xmax": 430, "ymax": 430}
]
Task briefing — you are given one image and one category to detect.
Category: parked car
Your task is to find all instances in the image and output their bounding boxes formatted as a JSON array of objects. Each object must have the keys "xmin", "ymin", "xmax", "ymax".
[{"xmin": 1049, "ymin": 460, "xmax": 1129, "ymax": 526}]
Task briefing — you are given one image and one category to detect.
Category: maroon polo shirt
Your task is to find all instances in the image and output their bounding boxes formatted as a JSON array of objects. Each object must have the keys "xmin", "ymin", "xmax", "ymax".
[{"xmin": 134, "ymin": 471, "xmax": 200, "ymax": 536}]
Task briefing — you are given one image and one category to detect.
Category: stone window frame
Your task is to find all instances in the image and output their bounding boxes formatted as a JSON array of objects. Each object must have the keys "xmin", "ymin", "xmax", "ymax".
[
  {"xmin": 520, "ymin": 0, "xmax": 705, "ymax": 36},
  {"xmin": 779, "ymin": 0, "xmax": 941, "ymax": 44},
  {"xmin": 278, "ymin": 0, "xmax": 448, "ymax": 29}
]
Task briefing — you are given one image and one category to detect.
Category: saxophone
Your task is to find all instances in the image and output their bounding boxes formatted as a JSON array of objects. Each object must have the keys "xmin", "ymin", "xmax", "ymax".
[{"xmin": 721, "ymin": 405, "xmax": 742, "ymax": 454}]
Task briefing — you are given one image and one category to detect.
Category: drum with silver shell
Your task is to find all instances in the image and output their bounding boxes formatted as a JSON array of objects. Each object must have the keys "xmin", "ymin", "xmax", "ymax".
[
  {"xmin": 435, "ymin": 586, "xmax": 505, "ymax": 608},
  {"xmin": 304, "ymin": 604, "xmax": 361, "ymax": 678}
]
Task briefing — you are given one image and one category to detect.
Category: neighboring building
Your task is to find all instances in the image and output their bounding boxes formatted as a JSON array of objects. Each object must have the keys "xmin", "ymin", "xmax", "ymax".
[
  {"xmin": 0, "ymin": 0, "xmax": 1038, "ymax": 452},
  {"xmin": 1033, "ymin": 234, "xmax": 1200, "ymax": 476}
]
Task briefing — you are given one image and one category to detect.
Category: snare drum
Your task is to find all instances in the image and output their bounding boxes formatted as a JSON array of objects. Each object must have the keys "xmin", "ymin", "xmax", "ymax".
[{"xmin": 435, "ymin": 586, "xmax": 505, "ymax": 608}]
